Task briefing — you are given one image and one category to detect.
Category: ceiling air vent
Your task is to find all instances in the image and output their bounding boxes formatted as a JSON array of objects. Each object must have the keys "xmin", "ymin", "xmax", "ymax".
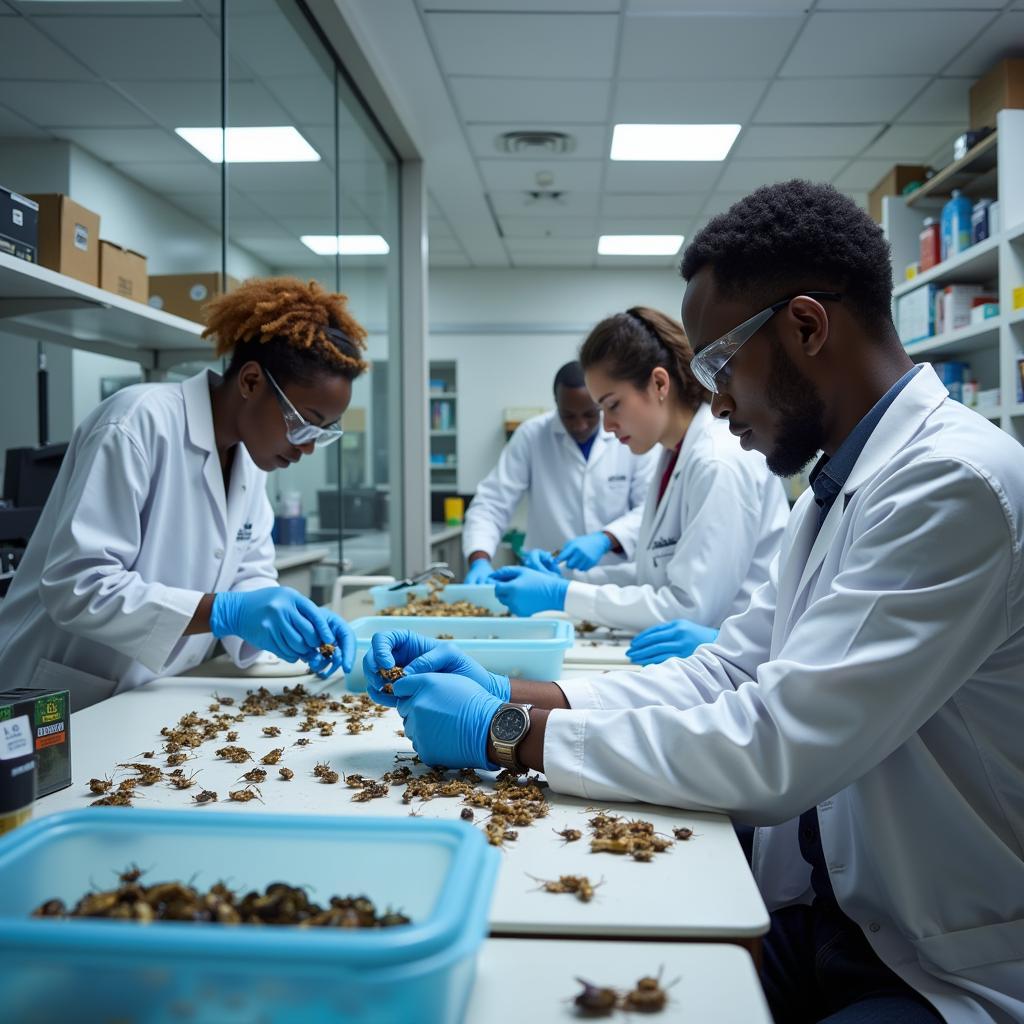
[{"xmin": 496, "ymin": 131, "xmax": 576, "ymax": 155}]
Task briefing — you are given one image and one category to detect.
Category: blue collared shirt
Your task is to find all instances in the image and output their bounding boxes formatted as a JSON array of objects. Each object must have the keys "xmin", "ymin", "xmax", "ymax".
[
  {"xmin": 799, "ymin": 364, "xmax": 921, "ymax": 911},
  {"xmin": 577, "ymin": 433, "xmax": 596, "ymax": 462}
]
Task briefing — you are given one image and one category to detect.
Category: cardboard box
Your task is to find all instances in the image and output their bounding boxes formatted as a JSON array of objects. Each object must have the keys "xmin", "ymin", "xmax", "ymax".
[
  {"xmin": 0, "ymin": 687, "xmax": 71, "ymax": 798},
  {"xmin": 99, "ymin": 241, "xmax": 148, "ymax": 302},
  {"xmin": 148, "ymin": 272, "xmax": 240, "ymax": 323},
  {"xmin": 868, "ymin": 164, "xmax": 928, "ymax": 224},
  {"xmin": 27, "ymin": 194, "xmax": 100, "ymax": 287},
  {"xmin": 897, "ymin": 283, "xmax": 937, "ymax": 344},
  {"xmin": 969, "ymin": 58, "xmax": 1024, "ymax": 130},
  {"xmin": 0, "ymin": 186, "xmax": 38, "ymax": 264}
]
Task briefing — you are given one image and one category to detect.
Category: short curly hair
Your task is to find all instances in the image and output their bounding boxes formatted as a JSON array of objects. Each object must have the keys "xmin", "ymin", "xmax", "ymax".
[
  {"xmin": 202, "ymin": 276, "xmax": 369, "ymax": 385},
  {"xmin": 680, "ymin": 180, "xmax": 894, "ymax": 330}
]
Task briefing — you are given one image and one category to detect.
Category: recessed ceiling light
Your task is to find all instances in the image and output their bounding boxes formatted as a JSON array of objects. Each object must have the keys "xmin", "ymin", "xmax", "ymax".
[
  {"xmin": 598, "ymin": 235, "xmax": 685, "ymax": 257},
  {"xmin": 175, "ymin": 127, "xmax": 319, "ymax": 164},
  {"xmin": 300, "ymin": 235, "xmax": 390, "ymax": 256},
  {"xmin": 610, "ymin": 124, "xmax": 740, "ymax": 162}
]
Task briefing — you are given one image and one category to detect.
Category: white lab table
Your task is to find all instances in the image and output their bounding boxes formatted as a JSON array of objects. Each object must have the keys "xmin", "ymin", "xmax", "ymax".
[
  {"xmin": 36, "ymin": 666, "xmax": 768, "ymax": 955},
  {"xmin": 469, "ymin": 939, "xmax": 772, "ymax": 1022}
]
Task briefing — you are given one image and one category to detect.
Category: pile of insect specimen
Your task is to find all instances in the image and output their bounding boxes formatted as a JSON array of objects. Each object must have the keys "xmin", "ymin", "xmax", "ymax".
[
  {"xmin": 530, "ymin": 874, "xmax": 602, "ymax": 904},
  {"xmin": 586, "ymin": 811, "xmax": 674, "ymax": 863},
  {"xmin": 571, "ymin": 972, "xmax": 675, "ymax": 1017},
  {"xmin": 378, "ymin": 666, "xmax": 405, "ymax": 695},
  {"xmin": 31, "ymin": 865, "xmax": 411, "ymax": 929},
  {"xmin": 381, "ymin": 574, "xmax": 498, "ymax": 618}
]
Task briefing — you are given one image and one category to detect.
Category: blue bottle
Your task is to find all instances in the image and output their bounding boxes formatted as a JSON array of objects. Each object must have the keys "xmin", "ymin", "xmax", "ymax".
[{"xmin": 941, "ymin": 189, "xmax": 973, "ymax": 260}]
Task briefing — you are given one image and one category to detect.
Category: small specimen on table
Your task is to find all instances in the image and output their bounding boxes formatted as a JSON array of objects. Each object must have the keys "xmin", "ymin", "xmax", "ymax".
[
  {"xmin": 261, "ymin": 747, "xmax": 285, "ymax": 765},
  {"xmin": 672, "ymin": 827, "xmax": 694, "ymax": 841},
  {"xmin": 351, "ymin": 781, "xmax": 390, "ymax": 803},
  {"xmin": 378, "ymin": 665, "xmax": 405, "ymax": 695},
  {"xmin": 621, "ymin": 972, "xmax": 676, "ymax": 1013},
  {"xmin": 313, "ymin": 762, "xmax": 340, "ymax": 785},
  {"xmin": 226, "ymin": 731, "xmax": 239, "ymax": 742},
  {"xmin": 117, "ymin": 763, "xmax": 164, "ymax": 786},
  {"xmin": 192, "ymin": 789, "xmax": 218, "ymax": 804},
  {"xmin": 530, "ymin": 874, "xmax": 602, "ymax": 904},
  {"xmin": 215, "ymin": 745, "xmax": 253, "ymax": 764},
  {"xmin": 240, "ymin": 767, "xmax": 267, "ymax": 784},
  {"xmin": 88, "ymin": 776, "xmax": 113, "ymax": 795},
  {"xmin": 262, "ymin": 726, "xmax": 281, "ymax": 738},
  {"xmin": 587, "ymin": 811, "xmax": 673, "ymax": 862},
  {"xmin": 395, "ymin": 729, "xmax": 405, "ymax": 738},
  {"xmin": 166, "ymin": 751, "xmax": 189, "ymax": 767},
  {"xmin": 572, "ymin": 979, "xmax": 619, "ymax": 1018},
  {"xmin": 460, "ymin": 807, "xmax": 474, "ymax": 822},
  {"xmin": 228, "ymin": 784, "xmax": 263, "ymax": 803},
  {"xmin": 294, "ymin": 737, "xmax": 312, "ymax": 747},
  {"xmin": 278, "ymin": 767, "xmax": 294, "ymax": 782},
  {"xmin": 167, "ymin": 771, "xmax": 201, "ymax": 791},
  {"xmin": 90, "ymin": 791, "xmax": 136, "ymax": 808},
  {"xmin": 555, "ymin": 828, "xmax": 582, "ymax": 844},
  {"xmin": 212, "ymin": 693, "xmax": 235, "ymax": 706}
]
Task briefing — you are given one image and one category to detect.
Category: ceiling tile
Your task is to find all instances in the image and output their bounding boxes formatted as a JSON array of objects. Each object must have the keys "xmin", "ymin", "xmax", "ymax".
[
  {"xmin": 505, "ymin": 237, "xmax": 596, "ymax": 256},
  {"xmin": 780, "ymin": 10, "xmax": 994, "ymax": 77},
  {"xmin": 612, "ymin": 79, "xmax": 767, "ymax": 124},
  {"xmin": 449, "ymin": 77, "xmax": 611, "ymax": 123},
  {"xmin": 629, "ymin": 0, "xmax": 808, "ymax": 8},
  {"xmin": 943, "ymin": 11, "xmax": 1024, "ymax": 76},
  {"xmin": 476, "ymin": 158, "xmax": 604, "ymax": 192},
  {"xmin": 699, "ymin": 192, "xmax": 753, "ymax": 221},
  {"xmin": 115, "ymin": 79, "xmax": 288, "ymax": 129},
  {"xmin": 601, "ymin": 192, "xmax": 705, "ymax": 217},
  {"xmin": 489, "ymin": 189, "xmax": 602, "ymax": 217},
  {"xmin": 36, "ymin": 15, "xmax": 222, "ymax": 80},
  {"xmin": 598, "ymin": 216, "xmax": 690, "ymax": 236},
  {"xmin": 429, "ymin": 251, "xmax": 472, "ymax": 267},
  {"xmin": 228, "ymin": 14, "xmax": 332, "ymax": 79},
  {"xmin": 817, "ymin": 0, "xmax": 1000, "ymax": 7},
  {"xmin": 0, "ymin": 16, "xmax": 92, "ymax": 79},
  {"xmin": 11, "ymin": 81, "xmax": 153, "ymax": 127},
  {"xmin": 420, "ymin": 0, "xmax": 620, "ymax": 8},
  {"xmin": 897, "ymin": 78, "xmax": 974, "ymax": 124},
  {"xmin": 717, "ymin": 157, "xmax": 846, "ymax": 191},
  {"xmin": 860, "ymin": 123, "xmax": 962, "ymax": 161},
  {"xmin": 428, "ymin": 235, "xmax": 466, "ymax": 255},
  {"xmin": 114, "ymin": 159, "xmax": 220, "ymax": 194},
  {"xmin": 0, "ymin": 101, "xmax": 49, "ymax": 138},
  {"xmin": 499, "ymin": 216, "xmax": 597, "ymax": 239},
  {"xmin": 260, "ymin": 76, "xmax": 336, "ymax": 128},
  {"xmin": 603, "ymin": 161, "xmax": 722, "ymax": 192},
  {"xmin": 619, "ymin": 14, "xmax": 803, "ymax": 80},
  {"xmin": 464, "ymin": 123, "xmax": 607, "ymax": 160},
  {"xmin": 756, "ymin": 77, "xmax": 929, "ymax": 123},
  {"xmin": 733, "ymin": 124, "xmax": 883, "ymax": 159},
  {"xmin": 426, "ymin": 12, "xmax": 617, "ymax": 79},
  {"xmin": 56, "ymin": 126, "xmax": 190, "ymax": 163},
  {"xmin": 429, "ymin": 216, "xmax": 454, "ymax": 239}
]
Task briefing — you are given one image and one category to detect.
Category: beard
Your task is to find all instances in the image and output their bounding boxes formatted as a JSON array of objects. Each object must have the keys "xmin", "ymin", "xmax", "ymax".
[{"xmin": 764, "ymin": 341, "xmax": 826, "ymax": 478}]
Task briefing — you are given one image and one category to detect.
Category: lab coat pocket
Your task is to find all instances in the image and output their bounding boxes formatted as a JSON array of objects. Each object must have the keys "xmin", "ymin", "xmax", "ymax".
[
  {"xmin": 914, "ymin": 917, "xmax": 1024, "ymax": 974},
  {"xmin": 30, "ymin": 658, "xmax": 117, "ymax": 714}
]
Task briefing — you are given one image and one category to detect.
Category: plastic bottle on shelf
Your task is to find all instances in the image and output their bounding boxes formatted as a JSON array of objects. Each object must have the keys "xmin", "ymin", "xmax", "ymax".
[{"xmin": 940, "ymin": 190, "xmax": 973, "ymax": 260}]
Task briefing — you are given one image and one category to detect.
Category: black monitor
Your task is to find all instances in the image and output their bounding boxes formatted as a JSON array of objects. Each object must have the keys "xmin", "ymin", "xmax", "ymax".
[{"xmin": 3, "ymin": 443, "xmax": 68, "ymax": 508}]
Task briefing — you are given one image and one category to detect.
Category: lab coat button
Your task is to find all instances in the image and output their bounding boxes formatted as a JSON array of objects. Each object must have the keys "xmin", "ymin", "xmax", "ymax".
[
  {"xmin": 869, "ymin": 922, "xmax": 881, "ymax": 933},
  {"xmin": 214, "ymin": 548, "xmax": 224, "ymax": 559}
]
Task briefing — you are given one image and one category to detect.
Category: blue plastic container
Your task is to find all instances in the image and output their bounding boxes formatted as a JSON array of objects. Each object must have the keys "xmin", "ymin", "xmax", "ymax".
[
  {"xmin": 347, "ymin": 615, "xmax": 575, "ymax": 690},
  {"xmin": 941, "ymin": 189, "xmax": 973, "ymax": 260},
  {"xmin": 0, "ymin": 809, "xmax": 498, "ymax": 1024},
  {"xmin": 371, "ymin": 583, "xmax": 506, "ymax": 616}
]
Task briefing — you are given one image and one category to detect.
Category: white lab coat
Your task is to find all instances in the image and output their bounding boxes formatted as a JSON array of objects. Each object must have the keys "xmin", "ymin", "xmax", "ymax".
[
  {"xmin": 0, "ymin": 370, "xmax": 278, "ymax": 711},
  {"xmin": 545, "ymin": 366, "xmax": 1024, "ymax": 1023},
  {"xmin": 462, "ymin": 411, "xmax": 657, "ymax": 561},
  {"xmin": 563, "ymin": 402, "xmax": 789, "ymax": 632}
]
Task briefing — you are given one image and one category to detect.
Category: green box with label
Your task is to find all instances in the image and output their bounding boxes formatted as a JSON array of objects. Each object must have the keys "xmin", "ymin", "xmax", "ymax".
[{"xmin": 0, "ymin": 688, "xmax": 71, "ymax": 797}]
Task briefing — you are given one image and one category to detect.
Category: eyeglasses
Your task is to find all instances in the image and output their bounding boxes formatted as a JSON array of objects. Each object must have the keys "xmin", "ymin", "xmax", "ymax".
[
  {"xmin": 264, "ymin": 369, "xmax": 344, "ymax": 448},
  {"xmin": 689, "ymin": 292, "xmax": 842, "ymax": 394}
]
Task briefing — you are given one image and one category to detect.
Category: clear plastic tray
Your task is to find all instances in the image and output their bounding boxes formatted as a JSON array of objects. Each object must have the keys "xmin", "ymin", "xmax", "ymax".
[
  {"xmin": 0, "ymin": 809, "xmax": 498, "ymax": 1024},
  {"xmin": 346, "ymin": 615, "xmax": 575, "ymax": 690},
  {"xmin": 370, "ymin": 583, "xmax": 506, "ymax": 616}
]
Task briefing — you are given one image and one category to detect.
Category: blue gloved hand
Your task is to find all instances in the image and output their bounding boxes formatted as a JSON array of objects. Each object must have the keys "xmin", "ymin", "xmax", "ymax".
[
  {"xmin": 491, "ymin": 566, "xmax": 568, "ymax": 617},
  {"xmin": 210, "ymin": 587, "xmax": 335, "ymax": 665},
  {"xmin": 392, "ymin": 671, "xmax": 502, "ymax": 770},
  {"xmin": 556, "ymin": 531, "xmax": 612, "ymax": 571},
  {"xmin": 362, "ymin": 630, "xmax": 510, "ymax": 707},
  {"xmin": 520, "ymin": 549, "xmax": 564, "ymax": 577},
  {"xmin": 626, "ymin": 619, "xmax": 719, "ymax": 666},
  {"xmin": 464, "ymin": 558, "xmax": 495, "ymax": 585},
  {"xmin": 303, "ymin": 608, "xmax": 356, "ymax": 679}
]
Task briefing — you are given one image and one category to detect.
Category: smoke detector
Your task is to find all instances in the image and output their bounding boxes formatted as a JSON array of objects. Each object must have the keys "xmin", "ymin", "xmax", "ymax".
[{"xmin": 496, "ymin": 130, "xmax": 576, "ymax": 155}]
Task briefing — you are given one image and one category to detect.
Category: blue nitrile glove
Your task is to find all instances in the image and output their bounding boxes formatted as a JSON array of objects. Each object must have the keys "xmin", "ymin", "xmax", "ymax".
[
  {"xmin": 303, "ymin": 609, "xmax": 356, "ymax": 679},
  {"xmin": 464, "ymin": 558, "xmax": 495, "ymax": 585},
  {"xmin": 491, "ymin": 566, "xmax": 568, "ymax": 617},
  {"xmin": 521, "ymin": 549, "xmax": 564, "ymax": 577},
  {"xmin": 626, "ymin": 619, "xmax": 719, "ymax": 666},
  {"xmin": 556, "ymin": 531, "xmax": 613, "ymax": 571},
  {"xmin": 210, "ymin": 587, "xmax": 334, "ymax": 664},
  {"xmin": 363, "ymin": 630, "xmax": 510, "ymax": 707},
  {"xmin": 392, "ymin": 671, "xmax": 502, "ymax": 770}
]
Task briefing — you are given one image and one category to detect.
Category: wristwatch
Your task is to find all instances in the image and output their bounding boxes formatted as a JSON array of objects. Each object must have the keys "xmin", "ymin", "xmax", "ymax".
[{"xmin": 488, "ymin": 702, "xmax": 534, "ymax": 773}]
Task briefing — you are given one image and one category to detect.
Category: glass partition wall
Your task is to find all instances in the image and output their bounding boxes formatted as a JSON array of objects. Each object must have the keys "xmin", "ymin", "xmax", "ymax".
[{"xmin": 0, "ymin": 0, "xmax": 403, "ymax": 588}]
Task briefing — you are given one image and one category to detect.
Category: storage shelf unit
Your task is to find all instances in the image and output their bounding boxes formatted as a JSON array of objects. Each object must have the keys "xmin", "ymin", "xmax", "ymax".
[
  {"xmin": 429, "ymin": 361, "xmax": 458, "ymax": 492},
  {"xmin": 0, "ymin": 250, "xmax": 210, "ymax": 372},
  {"xmin": 885, "ymin": 108, "xmax": 1024, "ymax": 443}
]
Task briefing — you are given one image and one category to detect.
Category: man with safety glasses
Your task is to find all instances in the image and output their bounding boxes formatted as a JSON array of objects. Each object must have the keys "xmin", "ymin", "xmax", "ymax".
[
  {"xmin": 368, "ymin": 182, "xmax": 1024, "ymax": 1023},
  {"xmin": 0, "ymin": 277, "xmax": 363, "ymax": 710}
]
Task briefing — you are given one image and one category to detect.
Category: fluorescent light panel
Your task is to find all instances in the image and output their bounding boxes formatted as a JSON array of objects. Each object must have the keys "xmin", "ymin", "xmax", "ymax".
[
  {"xmin": 301, "ymin": 235, "xmax": 390, "ymax": 256},
  {"xmin": 175, "ymin": 126, "xmax": 319, "ymax": 164},
  {"xmin": 598, "ymin": 235, "xmax": 684, "ymax": 257},
  {"xmin": 611, "ymin": 124, "xmax": 740, "ymax": 162}
]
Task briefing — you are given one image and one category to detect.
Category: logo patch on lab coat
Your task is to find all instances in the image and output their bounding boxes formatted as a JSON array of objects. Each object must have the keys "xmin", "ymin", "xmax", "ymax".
[
  {"xmin": 235, "ymin": 522, "xmax": 253, "ymax": 542},
  {"xmin": 651, "ymin": 535, "xmax": 678, "ymax": 550},
  {"xmin": 607, "ymin": 474, "xmax": 627, "ymax": 484}
]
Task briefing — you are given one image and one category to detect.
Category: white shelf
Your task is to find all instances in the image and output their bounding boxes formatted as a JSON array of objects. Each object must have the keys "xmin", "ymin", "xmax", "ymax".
[
  {"xmin": 1008, "ymin": 221, "xmax": 1024, "ymax": 244},
  {"xmin": 430, "ymin": 430, "xmax": 457, "ymax": 437},
  {"xmin": 1008, "ymin": 308, "xmax": 1024, "ymax": 326},
  {"xmin": 430, "ymin": 463, "xmax": 457, "ymax": 470},
  {"xmin": 0, "ymin": 250, "xmax": 209, "ymax": 370},
  {"xmin": 1009, "ymin": 403, "xmax": 1024, "ymax": 417},
  {"xmin": 430, "ymin": 391, "xmax": 457, "ymax": 399},
  {"xmin": 903, "ymin": 317, "xmax": 1002, "ymax": 358},
  {"xmin": 892, "ymin": 234, "xmax": 1001, "ymax": 299}
]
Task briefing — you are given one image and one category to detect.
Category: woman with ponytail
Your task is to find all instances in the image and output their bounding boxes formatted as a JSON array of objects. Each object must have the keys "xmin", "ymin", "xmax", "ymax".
[
  {"xmin": 0, "ymin": 277, "xmax": 367, "ymax": 709},
  {"xmin": 491, "ymin": 306, "xmax": 788, "ymax": 660}
]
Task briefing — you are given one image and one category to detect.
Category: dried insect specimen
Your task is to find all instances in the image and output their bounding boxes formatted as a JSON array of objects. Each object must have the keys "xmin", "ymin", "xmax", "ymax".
[
  {"xmin": 226, "ymin": 731, "xmax": 239, "ymax": 742},
  {"xmin": 166, "ymin": 751, "xmax": 188, "ymax": 767},
  {"xmin": 213, "ymin": 693, "xmax": 235, "ymax": 706},
  {"xmin": 167, "ymin": 771, "xmax": 201, "ymax": 791},
  {"xmin": 530, "ymin": 874, "xmax": 602, "ymax": 904},
  {"xmin": 319, "ymin": 723, "xmax": 336, "ymax": 737},
  {"xmin": 346, "ymin": 720, "xmax": 371, "ymax": 735},
  {"xmin": 620, "ymin": 972, "xmax": 674, "ymax": 1013},
  {"xmin": 261, "ymin": 747, "xmax": 285, "ymax": 765},
  {"xmin": 351, "ymin": 782, "xmax": 390, "ymax": 803},
  {"xmin": 240, "ymin": 767, "xmax": 267, "ymax": 784},
  {"xmin": 318, "ymin": 642, "xmax": 335, "ymax": 658},
  {"xmin": 90, "ymin": 792, "xmax": 135, "ymax": 808},
  {"xmin": 572, "ymin": 979, "xmax": 618, "ymax": 1017},
  {"xmin": 262, "ymin": 726, "xmax": 282, "ymax": 738},
  {"xmin": 88, "ymin": 776, "xmax": 113, "ymax": 795},
  {"xmin": 293, "ymin": 738, "xmax": 312, "ymax": 747},
  {"xmin": 378, "ymin": 665, "xmax": 405, "ymax": 695},
  {"xmin": 116, "ymin": 763, "xmax": 164, "ymax": 786},
  {"xmin": 555, "ymin": 828, "xmax": 582, "ymax": 844},
  {"xmin": 278, "ymin": 767, "xmax": 294, "ymax": 781},
  {"xmin": 672, "ymin": 827, "xmax": 694, "ymax": 841},
  {"xmin": 215, "ymin": 745, "xmax": 253, "ymax": 764},
  {"xmin": 193, "ymin": 789, "xmax": 218, "ymax": 804},
  {"xmin": 228, "ymin": 784, "xmax": 263, "ymax": 803},
  {"xmin": 395, "ymin": 729, "xmax": 405, "ymax": 738},
  {"xmin": 587, "ymin": 812, "xmax": 673, "ymax": 861},
  {"xmin": 460, "ymin": 808, "xmax": 474, "ymax": 822},
  {"xmin": 313, "ymin": 762, "xmax": 340, "ymax": 785}
]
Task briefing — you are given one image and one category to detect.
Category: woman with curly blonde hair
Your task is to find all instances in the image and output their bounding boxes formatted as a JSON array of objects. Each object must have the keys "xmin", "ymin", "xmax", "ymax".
[{"xmin": 0, "ymin": 277, "xmax": 368, "ymax": 710}]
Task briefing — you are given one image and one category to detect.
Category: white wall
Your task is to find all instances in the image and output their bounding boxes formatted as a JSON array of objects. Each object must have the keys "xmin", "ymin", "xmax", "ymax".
[{"xmin": 426, "ymin": 266, "xmax": 689, "ymax": 493}]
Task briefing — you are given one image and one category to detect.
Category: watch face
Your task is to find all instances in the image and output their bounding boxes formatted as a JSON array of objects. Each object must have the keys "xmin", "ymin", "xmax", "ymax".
[{"xmin": 492, "ymin": 707, "xmax": 527, "ymax": 743}]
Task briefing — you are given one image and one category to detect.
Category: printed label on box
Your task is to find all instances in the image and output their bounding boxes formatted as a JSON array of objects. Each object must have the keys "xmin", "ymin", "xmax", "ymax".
[
  {"xmin": 12, "ymin": 209, "xmax": 22, "ymax": 227},
  {"xmin": 73, "ymin": 223, "xmax": 89, "ymax": 251},
  {"xmin": 36, "ymin": 694, "xmax": 64, "ymax": 726},
  {"xmin": 0, "ymin": 715, "xmax": 32, "ymax": 760},
  {"xmin": 36, "ymin": 721, "xmax": 66, "ymax": 750}
]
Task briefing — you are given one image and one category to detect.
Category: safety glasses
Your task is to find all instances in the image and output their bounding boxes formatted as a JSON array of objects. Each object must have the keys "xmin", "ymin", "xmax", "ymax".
[
  {"xmin": 264, "ymin": 369, "xmax": 344, "ymax": 448},
  {"xmin": 690, "ymin": 292, "xmax": 842, "ymax": 394}
]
